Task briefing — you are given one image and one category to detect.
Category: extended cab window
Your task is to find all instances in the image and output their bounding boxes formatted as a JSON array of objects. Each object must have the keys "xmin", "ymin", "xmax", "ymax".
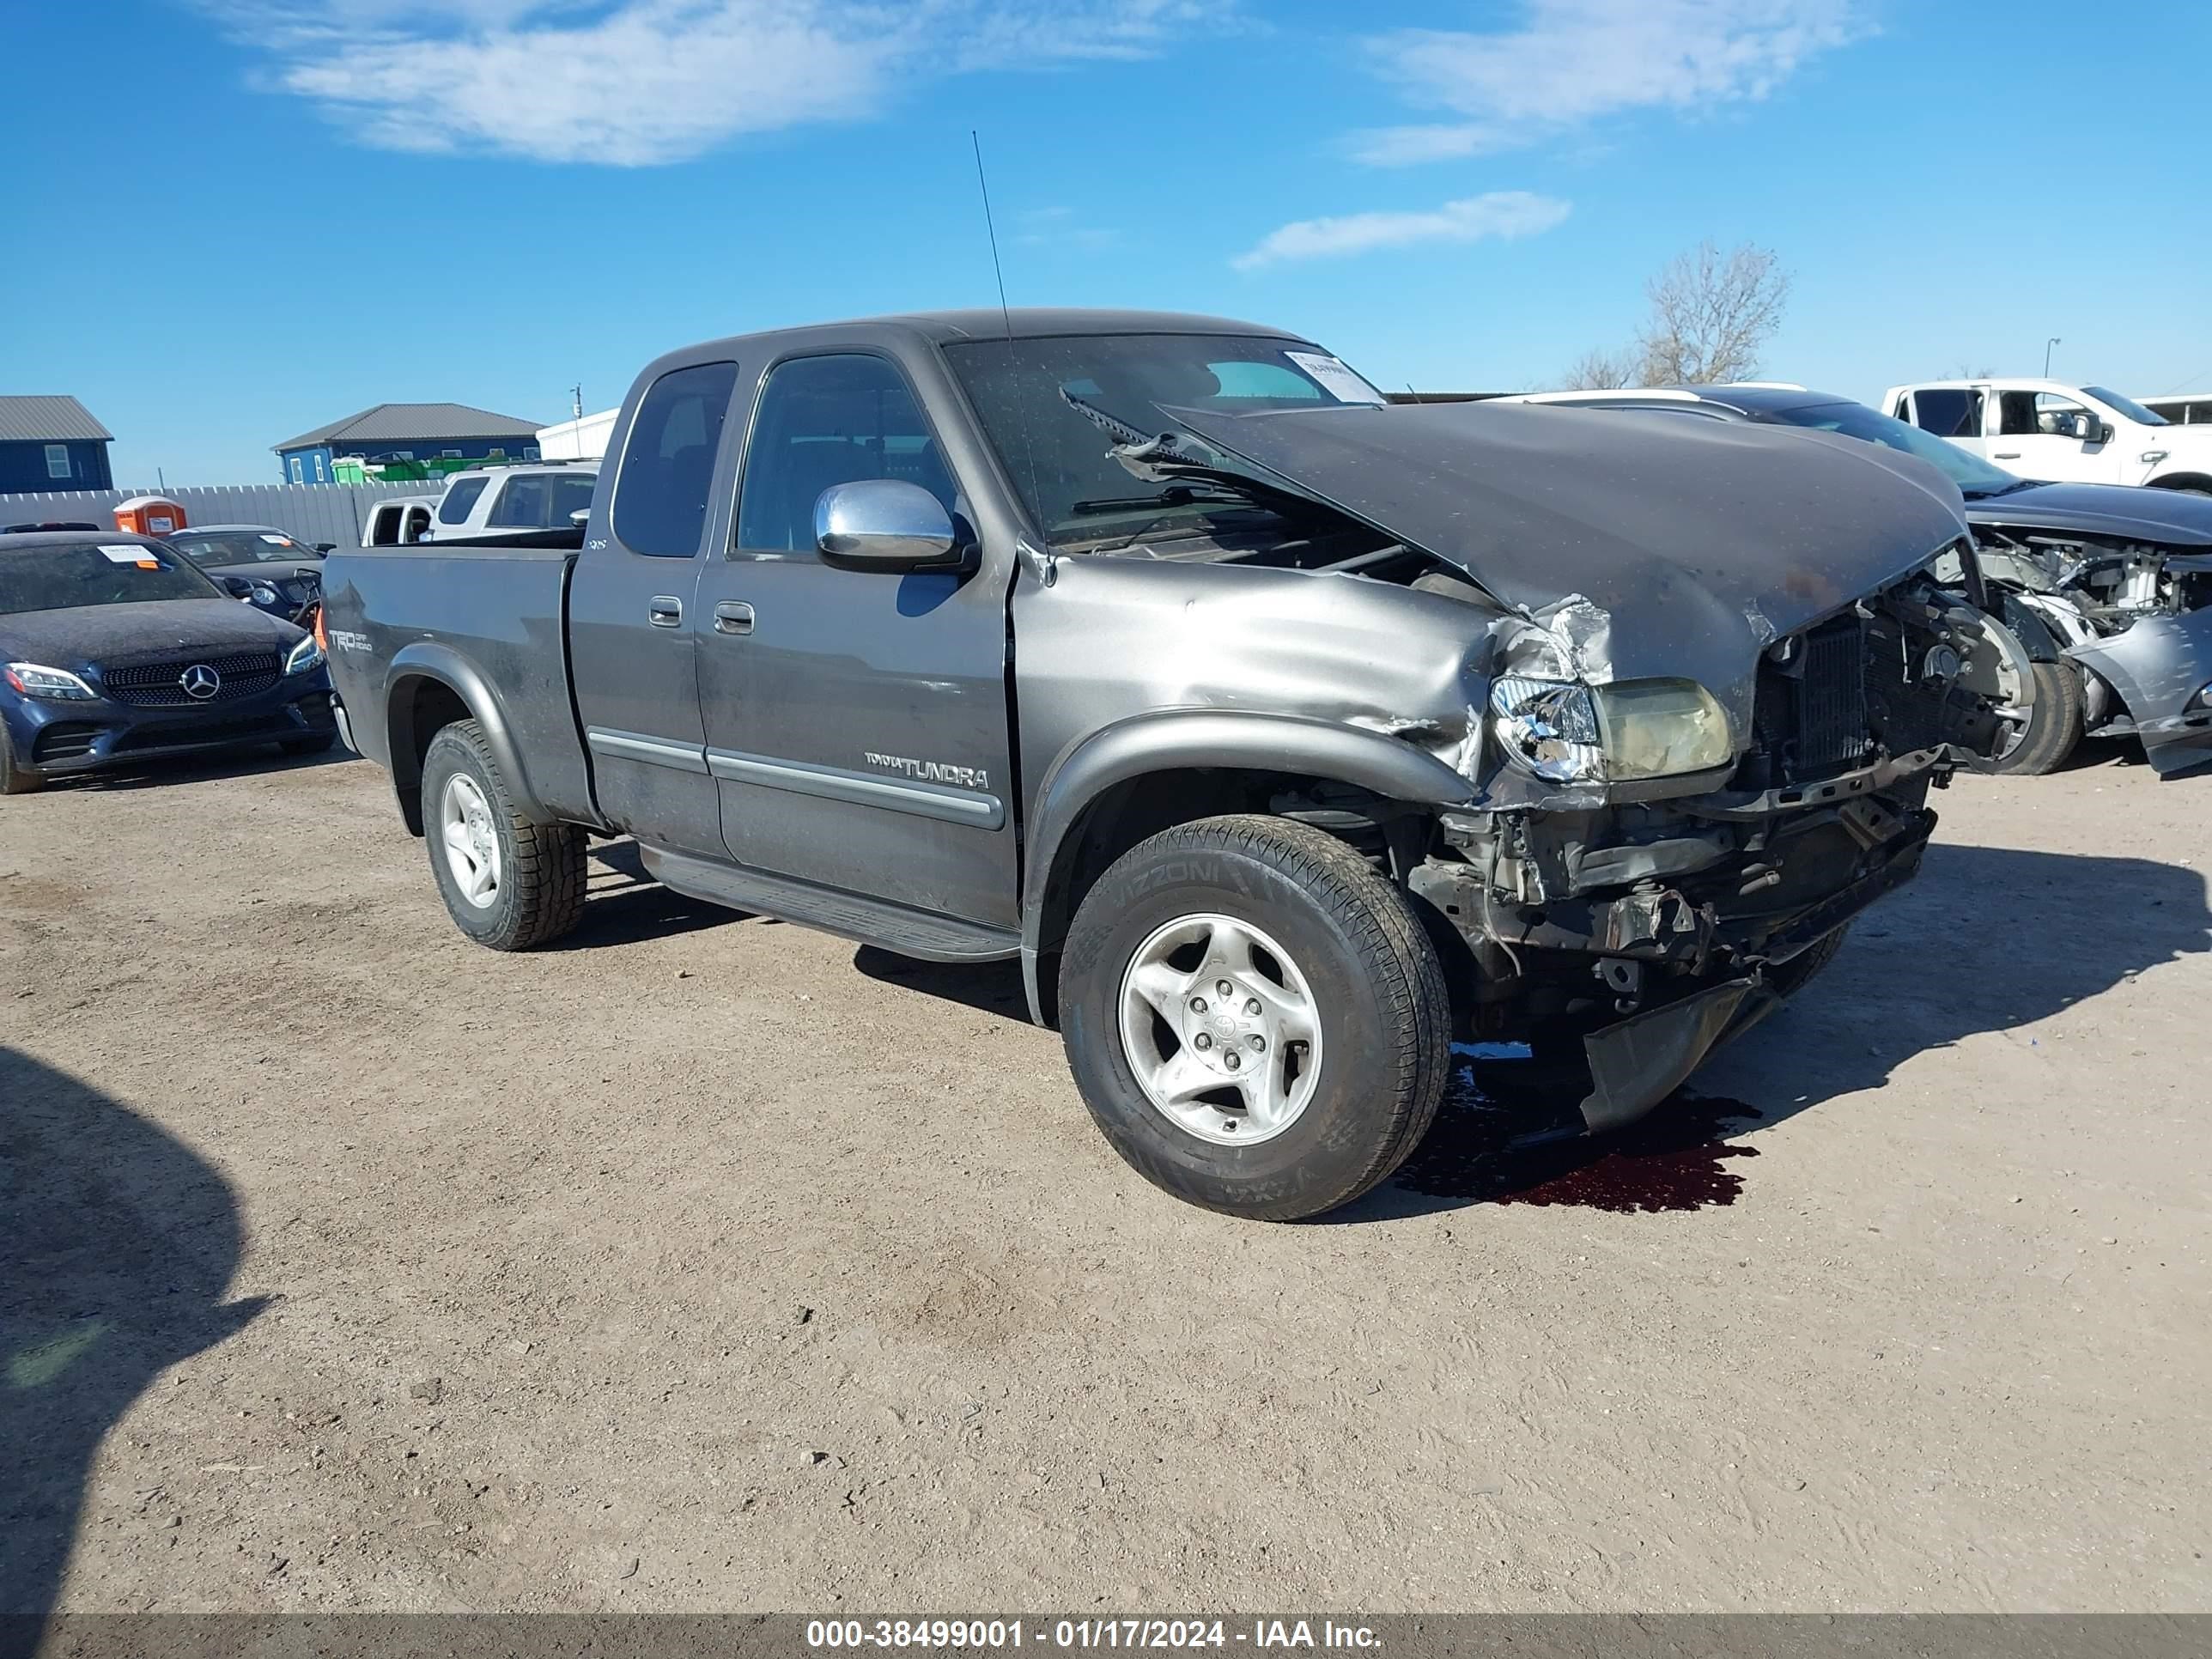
[
  {"xmin": 735, "ymin": 355, "xmax": 958, "ymax": 555},
  {"xmin": 437, "ymin": 477, "xmax": 489, "ymax": 526},
  {"xmin": 614, "ymin": 362, "xmax": 738, "ymax": 557},
  {"xmin": 1908, "ymin": 388, "xmax": 1983, "ymax": 439}
]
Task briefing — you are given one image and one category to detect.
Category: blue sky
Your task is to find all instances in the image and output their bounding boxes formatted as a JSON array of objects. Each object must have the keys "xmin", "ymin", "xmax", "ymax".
[{"xmin": 6, "ymin": 0, "xmax": 2209, "ymax": 484}]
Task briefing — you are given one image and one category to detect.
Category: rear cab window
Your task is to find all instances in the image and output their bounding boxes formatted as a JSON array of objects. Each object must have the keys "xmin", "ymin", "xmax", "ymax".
[{"xmin": 613, "ymin": 363, "xmax": 740, "ymax": 557}]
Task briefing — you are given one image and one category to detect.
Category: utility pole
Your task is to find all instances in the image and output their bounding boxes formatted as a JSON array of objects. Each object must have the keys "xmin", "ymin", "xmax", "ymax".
[
  {"xmin": 570, "ymin": 384, "xmax": 584, "ymax": 420},
  {"xmin": 2044, "ymin": 337, "xmax": 2061, "ymax": 377}
]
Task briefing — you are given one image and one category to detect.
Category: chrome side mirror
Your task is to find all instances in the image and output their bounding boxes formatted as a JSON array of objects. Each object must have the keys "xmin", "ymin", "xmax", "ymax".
[
  {"xmin": 570, "ymin": 507, "xmax": 592, "ymax": 529},
  {"xmin": 814, "ymin": 479, "xmax": 963, "ymax": 572}
]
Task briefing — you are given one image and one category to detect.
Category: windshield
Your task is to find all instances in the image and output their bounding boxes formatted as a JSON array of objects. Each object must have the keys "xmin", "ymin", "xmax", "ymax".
[
  {"xmin": 0, "ymin": 540, "xmax": 226, "ymax": 615},
  {"xmin": 1769, "ymin": 401, "xmax": 2022, "ymax": 496},
  {"xmin": 2082, "ymin": 386, "xmax": 2168, "ymax": 427},
  {"xmin": 169, "ymin": 529, "xmax": 319, "ymax": 566},
  {"xmin": 942, "ymin": 332, "xmax": 1385, "ymax": 544}
]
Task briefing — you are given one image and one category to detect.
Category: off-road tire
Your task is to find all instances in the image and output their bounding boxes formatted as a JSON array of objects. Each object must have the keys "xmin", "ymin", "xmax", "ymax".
[
  {"xmin": 1769, "ymin": 922, "xmax": 1850, "ymax": 998},
  {"xmin": 0, "ymin": 723, "xmax": 41, "ymax": 795},
  {"xmin": 1993, "ymin": 659, "xmax": 2083, "ymax": 776},
  {"xmin": 1059, "ymin": 814, "xmax": 1451, "ymax": 1221},
  {"xmin": 281, "ymin": 732, "xmax": 338, "ymax": 757},
  {"xmin": 420, "ymin": 720, "xmax": 586, "ymax": 951}
]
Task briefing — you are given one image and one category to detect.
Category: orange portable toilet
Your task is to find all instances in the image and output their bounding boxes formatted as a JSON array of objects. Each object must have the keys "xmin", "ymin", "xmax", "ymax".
[{"xmin": 113, "ymin": 495, "xmax": 187, "ymax": 537}]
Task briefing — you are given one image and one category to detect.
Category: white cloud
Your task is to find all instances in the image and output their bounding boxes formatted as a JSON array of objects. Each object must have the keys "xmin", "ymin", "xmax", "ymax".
[
  {"xmin": 1351, "ymin": 0, "xmax": 1864, "ymax": 166},
  {"xmin": 1012, "ymin": 206, "xmax": 1121, "ymax": 252},
  {"xmin": 205, "ymin": 0, "xmax": 1230, "ymax": 166},
  {"xmin": 1232, "ymin": 190, "xmax": 1570, "ymax": 271}
]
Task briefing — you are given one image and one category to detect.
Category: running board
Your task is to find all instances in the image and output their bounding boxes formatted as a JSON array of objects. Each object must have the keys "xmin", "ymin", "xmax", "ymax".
[{"xmin": 641, "ymin": 847, "xmax": 1021, "ymax": 964}]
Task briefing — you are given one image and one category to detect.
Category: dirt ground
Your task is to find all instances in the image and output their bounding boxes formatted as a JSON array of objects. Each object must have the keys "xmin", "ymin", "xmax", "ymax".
[{"xmin": 3, "ymin": 740, "xmax": 2207, "ymax": 1617}]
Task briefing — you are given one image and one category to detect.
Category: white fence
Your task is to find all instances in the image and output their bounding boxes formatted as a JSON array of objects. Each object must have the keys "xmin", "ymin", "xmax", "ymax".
[{"xmin": 0, "ymin": 480, "xmax": 443, "ymax": 549}]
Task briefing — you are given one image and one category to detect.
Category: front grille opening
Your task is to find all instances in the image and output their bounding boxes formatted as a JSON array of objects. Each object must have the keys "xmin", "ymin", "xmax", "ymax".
[{"xmin": 1752, "ymin": 615, "xmax": 1870, "ymax": 787}]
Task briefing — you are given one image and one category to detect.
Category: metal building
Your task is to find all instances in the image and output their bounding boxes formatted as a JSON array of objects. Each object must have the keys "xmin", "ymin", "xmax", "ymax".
[
  {"xmin": 0, "ymin": 396, "xmax": 114, "ymax": 493},
  {"xmin": 273, "ymin": 402, "xmax": 548, "ymax": 483}
]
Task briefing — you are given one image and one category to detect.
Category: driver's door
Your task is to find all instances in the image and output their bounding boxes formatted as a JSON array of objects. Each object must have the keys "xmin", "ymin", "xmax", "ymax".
[
  {"xmin": 691, "ymin": 351, "xmax": 1019, "ymax": 929},
  {"xmin": 1990, "ymin": 388, "xmax": 2112, "ymax": 483}
]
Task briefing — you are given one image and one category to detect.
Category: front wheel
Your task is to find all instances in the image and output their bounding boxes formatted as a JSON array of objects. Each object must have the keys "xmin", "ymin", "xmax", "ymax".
[
  {"xmin": 1059, "ymin": 815, "xmax": 1451, "ymax": 1220},
  {"xmin": 1991, "ymin": 659, "xmax": 2084, "ymax": 776},
  {"xmin": 420, "ymin": 720, "xmax": 586, "ymax": 950},
  {"xmin": 0, "ymin": 722, "xmax": 41, "ymax": 795}
]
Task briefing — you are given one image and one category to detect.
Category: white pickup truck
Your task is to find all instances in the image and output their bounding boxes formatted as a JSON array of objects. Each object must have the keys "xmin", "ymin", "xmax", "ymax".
[{"xmin": 1884, "ymin": 378, "xmax": 2212, "ymax": 493}]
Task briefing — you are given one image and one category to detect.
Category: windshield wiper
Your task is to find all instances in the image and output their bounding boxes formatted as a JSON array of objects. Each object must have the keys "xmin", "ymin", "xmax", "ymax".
[
  {"xmin": 1069, "ymin": 483, "xmax": 1273, "ymax": 516},
  {"xmin": 1059, "ymin": 387, "xmax": 1328, "ymax": 517}
]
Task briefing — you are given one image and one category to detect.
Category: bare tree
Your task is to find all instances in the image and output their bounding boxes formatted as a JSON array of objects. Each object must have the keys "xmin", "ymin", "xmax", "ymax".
[
  {"xmin": 1559, "ymin": 345, "xmax": 1640, "ymax": 390},
  {"xmin": 1948, "ymin": 362, "xmax": 1996, "ymax": 379},
  {"xmin": 1553, "ymin": 239, "xmax": 1791, "ymax": 391},
  {"xmin": 1635, "ymin": 240, "xmax": 1791, "ymax": 386}
]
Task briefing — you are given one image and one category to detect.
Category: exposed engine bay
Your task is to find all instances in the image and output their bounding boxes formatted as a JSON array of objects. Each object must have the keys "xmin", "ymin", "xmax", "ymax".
[
  {"xmin": 1979, "ymin": 526, "xmax": 2212, "ymax": 650},
  {"xmin": 1972, "ymin": 526, "xmax": 2212, "ymax": 775}
]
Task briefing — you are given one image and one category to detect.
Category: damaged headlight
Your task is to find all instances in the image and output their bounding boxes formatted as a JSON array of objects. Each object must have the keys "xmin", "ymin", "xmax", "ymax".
[{"xmin": 1489, "ymin": 677, "xmax": 1732, "ymax": 783}]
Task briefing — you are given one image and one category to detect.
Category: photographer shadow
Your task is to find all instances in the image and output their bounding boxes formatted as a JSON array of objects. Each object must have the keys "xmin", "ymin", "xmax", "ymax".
[{"xmin": 0, "ymin": 1049, "xmax": 264, "ymax": 1628}]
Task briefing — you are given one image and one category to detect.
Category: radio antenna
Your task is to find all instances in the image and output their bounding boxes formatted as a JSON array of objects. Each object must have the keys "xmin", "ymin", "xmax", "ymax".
[
  {"xmin": 970, "ymin": 129, "xmax": 1048, "ymax": 568},
  {"xmin": 971, "ymin": 130, "xmax": 1013, "ymax": 336}
]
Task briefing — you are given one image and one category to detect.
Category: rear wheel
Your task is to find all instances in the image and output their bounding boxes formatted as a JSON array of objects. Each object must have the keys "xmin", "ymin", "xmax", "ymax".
[
  {"xmin": 1059, "ymin": 814, "xmax": 1450, "ymax": 1220},
  {"xmin": 420, "ymin": 720, "xmax": 586, "ymax": 950},
  {"xmin": 0, "ymin": 723, "xmax": 41, "ymax": 796},
  {"xmin": 1991, "ymin": 659, "xmax": 2083, "ymax": 775}
]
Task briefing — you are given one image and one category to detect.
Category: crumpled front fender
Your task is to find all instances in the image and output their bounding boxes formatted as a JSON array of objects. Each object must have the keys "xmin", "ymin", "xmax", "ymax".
[{"xmin": 2067, "ymin": 608, "xmax": 2212, "ymax": 777}]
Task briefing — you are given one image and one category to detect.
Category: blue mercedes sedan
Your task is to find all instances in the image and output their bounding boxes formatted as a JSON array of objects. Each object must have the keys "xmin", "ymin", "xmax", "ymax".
[{"xmin": 0, "ymin": 530, "xmax": 337, "ymax": 794}]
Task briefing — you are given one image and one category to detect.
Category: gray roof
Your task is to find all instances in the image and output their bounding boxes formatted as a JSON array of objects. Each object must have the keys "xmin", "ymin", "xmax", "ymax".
[
  {"xmin": 275, "ymin": 402, "xmax": 549, "ymax": 453},
  {"xmin": 0, "ymin": 395, "xmax": 113, "ymax": 444}
]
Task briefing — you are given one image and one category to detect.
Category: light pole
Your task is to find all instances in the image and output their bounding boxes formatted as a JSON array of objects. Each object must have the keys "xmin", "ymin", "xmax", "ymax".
[{"xmin": 2044, "ymin": 337, "xmax": 2061, "ymax": 377}]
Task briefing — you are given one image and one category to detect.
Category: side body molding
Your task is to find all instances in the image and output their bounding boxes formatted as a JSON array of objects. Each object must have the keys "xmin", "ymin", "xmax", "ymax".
[
  {"xmin": 382, "ymin": 641, "xmax": 554, "ymax": 833},
  {"xmin": 1017, "ymin": 708, "xmax": 1480, "ymax": 1024}
]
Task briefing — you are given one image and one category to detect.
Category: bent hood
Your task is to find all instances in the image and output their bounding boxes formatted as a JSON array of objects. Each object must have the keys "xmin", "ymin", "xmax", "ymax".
[
  {"xmin": 1165, "ymin": 399, "xmax": 1972, "ymax": 685},
  {"xmin": 1966, "ymin": 479, "xmax": 2212, "ymax": 548},
  {"xmin": 0, "ymin": 599, "xmax": 303, "ymax": 675}
]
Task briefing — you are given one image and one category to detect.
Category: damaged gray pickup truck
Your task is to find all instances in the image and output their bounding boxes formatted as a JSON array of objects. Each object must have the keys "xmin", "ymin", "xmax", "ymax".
[{"xmin": 320, "ymin": 309, "xmax": 2028, "ymax": 1219}]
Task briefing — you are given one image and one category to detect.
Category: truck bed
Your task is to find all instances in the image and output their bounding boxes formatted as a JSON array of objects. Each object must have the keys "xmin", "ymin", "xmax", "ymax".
[{"xmin": 319, "ymin": 540, "xmax": 597, "ymax": 829}]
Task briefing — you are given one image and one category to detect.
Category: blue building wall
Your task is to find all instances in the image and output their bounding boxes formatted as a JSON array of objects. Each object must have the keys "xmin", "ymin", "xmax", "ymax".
[
  {"xmin": 0, "ymin": 439, "xmax": 112, "ymax": 494},
  {"xmin": 276, "ymin": 434, "xmax": 539, "ymax": 483}
]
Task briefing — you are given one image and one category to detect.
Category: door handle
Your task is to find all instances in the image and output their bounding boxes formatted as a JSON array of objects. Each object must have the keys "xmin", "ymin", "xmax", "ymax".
[
  {"xmin": 713, "ymin": 600, "xmax": 755, "ymax": 636},
  {"xmin": 648, "ymin": 595, "xmax": 683, "ymax": 628},
  {"xmin": 1994, "ymin": 451, "xmax": 2021, "ymax": 459}
]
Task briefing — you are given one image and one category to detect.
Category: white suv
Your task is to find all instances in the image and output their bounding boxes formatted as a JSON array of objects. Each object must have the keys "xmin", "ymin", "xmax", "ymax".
[
  {"xmin": 1882, "ymin": 379, "xmax": 2212, "ymax": 493},
  {"xmin": 427, "ymin": 464, "xmax": 598, "ymax": 544}
]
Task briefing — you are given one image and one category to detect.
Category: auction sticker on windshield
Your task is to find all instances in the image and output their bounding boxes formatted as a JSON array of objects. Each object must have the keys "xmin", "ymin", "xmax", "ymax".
[
  {"xmin": 99, "ymin": 544, "xmax": 161, "ymax": 568},
  {"xmin": 1285, "ymin": 351, "xmax": 1385, "ymax": 405}
]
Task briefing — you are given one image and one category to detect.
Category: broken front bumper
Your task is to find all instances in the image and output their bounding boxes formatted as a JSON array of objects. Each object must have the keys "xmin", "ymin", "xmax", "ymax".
[
  {"xmin": 2067, "ymin": 606, "xmax": 2212, "ymax": 778},
  {"xmin": 1580, "ymin": 977, "xmax": 1773, "ymax": 1134},
  {"xmin": 1573, "ymin": 820, "xmax": 1928, "ymax": 1134},
  {"xmin": 1417, "ymin": 804, "xmax": 1936, "ymax": 1136}
]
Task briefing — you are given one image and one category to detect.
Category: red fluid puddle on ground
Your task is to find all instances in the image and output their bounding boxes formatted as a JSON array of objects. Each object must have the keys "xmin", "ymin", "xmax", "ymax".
[{"xmin": 1392, "ymin": 1053, "xmax": 1762, "ymax": 1212}]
